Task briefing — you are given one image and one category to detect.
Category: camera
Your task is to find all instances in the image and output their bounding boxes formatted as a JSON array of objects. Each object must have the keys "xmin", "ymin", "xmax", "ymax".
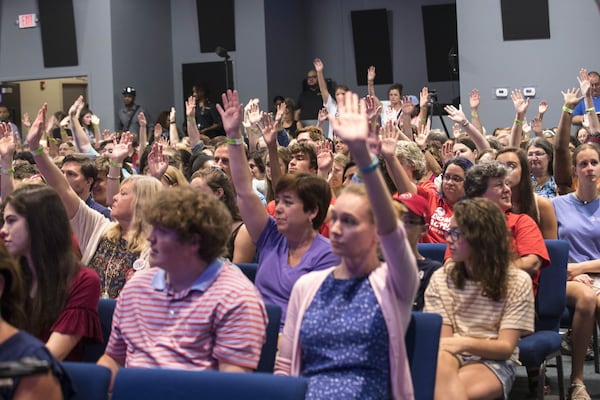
[{"xmin": 428, "ymin": 89, "xmax": 438, "ymax": 104}]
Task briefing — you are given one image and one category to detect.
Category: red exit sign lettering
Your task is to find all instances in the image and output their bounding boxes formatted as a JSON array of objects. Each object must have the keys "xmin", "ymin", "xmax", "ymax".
[{"xmin": 18, "ymin": 14, "xmax": 37, "ymax": 29}]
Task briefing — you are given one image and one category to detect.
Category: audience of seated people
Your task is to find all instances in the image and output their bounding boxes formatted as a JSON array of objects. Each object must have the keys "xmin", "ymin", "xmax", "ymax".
[{"xmin": 1, "ymin": 63, "xmax": 599, "ymax": 400}]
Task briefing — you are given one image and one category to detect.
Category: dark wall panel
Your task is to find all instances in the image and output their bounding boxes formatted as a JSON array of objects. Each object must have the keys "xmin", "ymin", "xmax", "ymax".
[
  {"xmin": 37, "ymin": 0, "xmax": 78, "ymax": 67},
  {"xmin": 422, "ymin": 4, "xmax": 459, "ymax": 82},
  {"xmin": 351, "ymin": 9, "xmax": 393, "ymax": 85},
  {"xmin": 196, "ymin": 0, "xmax": 235, "ymax": 53},
  {"xmin": 501, "ymin": 0, "xmax": 550, "ymax": 41},
  {"xmin": 182, "ymin": 61, "xmax": 234, "ymax": 104}
]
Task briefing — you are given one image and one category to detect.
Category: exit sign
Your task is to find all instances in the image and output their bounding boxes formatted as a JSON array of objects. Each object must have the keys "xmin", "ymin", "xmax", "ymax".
[{"xmin": 18, "ymin": 13, "xmax": 37, "ymax": 29}]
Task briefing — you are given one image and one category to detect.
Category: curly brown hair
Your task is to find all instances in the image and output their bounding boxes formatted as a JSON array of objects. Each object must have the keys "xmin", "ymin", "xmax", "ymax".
[
  {"xmin": 449, "ymin": 198, "xmax": 511, "ymax": 301},
  {"xmin": 144, "ymin": 186, "xmax": 232, "ymax": 262}
]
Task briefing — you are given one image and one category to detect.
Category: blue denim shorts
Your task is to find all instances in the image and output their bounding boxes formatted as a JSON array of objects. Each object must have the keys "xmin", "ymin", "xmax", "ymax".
[{"xmin": 458, "ymin": 354, "xmax": 516, "ymax": 399}]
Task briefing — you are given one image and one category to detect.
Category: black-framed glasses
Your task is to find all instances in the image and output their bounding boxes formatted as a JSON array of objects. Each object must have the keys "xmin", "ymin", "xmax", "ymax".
[
  {"xmin": 442, "ymin": 174, "xmax": 464, "ymax": 183},
  {"xmin": 444, "ymin": 227, "xmax": 462, "ymax": 241}
]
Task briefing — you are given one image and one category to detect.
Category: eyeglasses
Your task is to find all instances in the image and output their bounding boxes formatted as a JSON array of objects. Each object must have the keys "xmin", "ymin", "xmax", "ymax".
[
  {"xmin": 444, "ymin": 227, "xmax": 462, "ymax": 241},
  {"xmin": 442, "ymin": 174, "xmax": 464, "ymax": 183},
  {"xmin": 527, "ymin": 151, "xmax": 547, "ymax": 158}
]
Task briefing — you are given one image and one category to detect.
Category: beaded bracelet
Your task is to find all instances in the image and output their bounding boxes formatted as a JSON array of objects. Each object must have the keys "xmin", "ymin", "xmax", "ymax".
[
  {"xmin": 32, "ymin": 147, "xmax": 45, "ymax": 155},
  {"xmin": 562, "ymin": 106, "xmax": 574, "ymax": 115},
  {"xmin": 0, "ymin": 167, "xmax": 14, "ymax": 175},
  {"xmin": 359, "ymin": 156, "xmax": 380, "ymax": 174},
  {"xmin": 227, "ymin": 137, "xmax": 244, "ymax": 145},
  {"xmin": 109, "ymin": 160, "xmax": 122, "ymax": 168}
]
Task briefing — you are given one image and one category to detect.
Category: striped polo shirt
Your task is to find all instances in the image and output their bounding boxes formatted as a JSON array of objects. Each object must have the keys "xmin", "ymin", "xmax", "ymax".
[{"xmin": 105, "ymin": 259, "xmax": 267, "ymax": 370}]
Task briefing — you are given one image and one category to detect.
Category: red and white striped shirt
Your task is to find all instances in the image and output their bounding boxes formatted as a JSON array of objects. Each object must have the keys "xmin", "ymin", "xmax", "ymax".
[{"xmin": 105, "ymin": 259, "xmax": 267, "ymax": 370}]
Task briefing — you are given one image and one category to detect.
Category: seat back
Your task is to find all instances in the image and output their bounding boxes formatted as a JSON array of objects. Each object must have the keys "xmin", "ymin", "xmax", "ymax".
[
  {"xmin": 405, "ymin": 312, "xmax": 442, "ymax": 400},
  {"xmin": 111, "ymin": 368, "xmax": 308, "ymax": 400},
  {"xmin": 62, "ymin": 361, "xmax": 111, "ymax": 400},
  {"xmin": 536, "ymin": 240, "xmax": 569, "ymax": 331},
  {"xmin": 81, "ymin": 298, "xmax": 116, "ymax": 362},
  {"xmin": 236, "ymin": 262, "xmax": 258, "ymax": 283},
  {"xmin": 417, "ymin": 243, "xmax": 447, "ymax": 264},
  {"xmin": 257, "ymin": 303, "xmax": 282, "ymax": 373}
]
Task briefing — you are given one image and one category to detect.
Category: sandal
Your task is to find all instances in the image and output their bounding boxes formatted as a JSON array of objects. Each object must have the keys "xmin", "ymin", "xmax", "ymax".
[{"xmin": 568, "ymin": 383, "xmax": 591, "ymax": 400}]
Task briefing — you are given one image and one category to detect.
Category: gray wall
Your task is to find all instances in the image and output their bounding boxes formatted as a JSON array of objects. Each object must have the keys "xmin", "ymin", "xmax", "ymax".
[
  {"xmin": 171, "ymin": 0, "xmax": 269, "ymax": 119},
  {"xmin": 457, "ymin": 0, "xmax": 600, "ymax": 132},
  {"xmin": 0, "ymin": 0, "xmax": 115, "ymax": 127},
  {"xmin": 110, "ymin": 0, "xmax": 174, "ymax": 127}
]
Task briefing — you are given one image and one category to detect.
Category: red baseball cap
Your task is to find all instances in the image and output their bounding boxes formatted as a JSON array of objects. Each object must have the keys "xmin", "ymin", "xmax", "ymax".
[{"xmin": 393, "ymin": 192, "xmax": 430, "ymax": 222}]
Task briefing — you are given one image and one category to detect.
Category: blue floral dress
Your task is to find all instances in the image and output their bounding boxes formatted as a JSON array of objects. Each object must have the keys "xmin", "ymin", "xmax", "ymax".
[{"xmin": 299, "ymin": 273, "xmax": 391, "ymax": 399}]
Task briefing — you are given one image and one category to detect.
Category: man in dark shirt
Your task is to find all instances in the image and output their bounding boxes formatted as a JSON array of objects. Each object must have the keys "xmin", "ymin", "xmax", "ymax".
[
  {"xmin": 294, "ymin": 69, "xmax": 323, "ymax": 127},
  {"xmin": 117, "ymin": 86, "xmax": 150, "ymax": 137}
]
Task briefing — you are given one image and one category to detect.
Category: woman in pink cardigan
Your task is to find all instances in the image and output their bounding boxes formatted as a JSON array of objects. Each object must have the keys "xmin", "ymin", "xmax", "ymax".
[{"xmin": 275, "ymin": 91, "xmax": 419, "ymax": 400}]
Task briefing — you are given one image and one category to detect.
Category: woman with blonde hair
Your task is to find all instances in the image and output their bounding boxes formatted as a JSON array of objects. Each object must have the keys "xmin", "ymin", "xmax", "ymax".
[{"xmin": 26, "ymin": 104, "xmax": 163, "ymax": 299}]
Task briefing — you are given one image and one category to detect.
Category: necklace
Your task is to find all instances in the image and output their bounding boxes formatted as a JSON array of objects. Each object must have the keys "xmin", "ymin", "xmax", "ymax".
[{"xmin": 574, "ymin": 192, "xmax": 599, "ymax": 205}]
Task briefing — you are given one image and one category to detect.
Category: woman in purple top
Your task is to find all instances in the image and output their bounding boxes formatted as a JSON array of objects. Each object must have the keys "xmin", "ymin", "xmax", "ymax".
[{"xmin": 218, "ymin": 90, "xmax": 340, "ymax": 324}]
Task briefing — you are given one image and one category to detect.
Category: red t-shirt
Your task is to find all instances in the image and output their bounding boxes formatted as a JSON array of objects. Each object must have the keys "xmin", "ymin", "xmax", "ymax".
[
  {"xmin": 416, "ymin": 185, "xmax": 454, "ymax": 244},
  {"xmin": 442, "ymin": 211, "xmax": 550, "ymax": 296}
]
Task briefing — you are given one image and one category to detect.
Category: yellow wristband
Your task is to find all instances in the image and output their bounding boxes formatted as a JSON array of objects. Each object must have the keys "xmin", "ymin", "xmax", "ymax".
[
  {"xmin": 562, "ymin": 105, "xmax": 574, "ymax": 114},
  {"xmin": 32, "ymin": 147, "xmax": 45, "ymax": 155},
  {"xmin": 586, "ymin": 107, "xmax": 596, "ymax": 113},
  {"xmin": 227, "ymin": 137, "xmax": 244, "ymax": 145},
  {"xmin": 514, "ymin": 119, "xmax": 523, "ymax": 125}
]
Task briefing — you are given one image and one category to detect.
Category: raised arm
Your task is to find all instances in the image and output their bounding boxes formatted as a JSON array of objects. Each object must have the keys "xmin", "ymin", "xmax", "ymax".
[
  {"xmin": 509, "ymin": 89, "xmax": 530, "ymax": 147},
  {"xmin": 537, "ymin": 100, "xmax": 548, "ymax": 122},
  {"xmin": 105, "ymin": 133, "xmax": 133, "ymax": 206},
  {"xmin": 367, "ymin": 66, "xmax": 376, "ymax": 98},
  {"xmin": 555, "ymin": 88, "xmax": 582, "ymax": 193},
  {"xmin": 138, "ymin": 112, "xmax": 148, "ymax": 158},
  {"xmin": 258, "ymin": 112, "xmax": 283, "ymax": 191},
  {"xmin": 146, "ymin": 142, "xmax": 169, "ymax": 180},
  {"xmin": 0, "ymin": 123, "xmax": 17, "ymax": 201},
  {"xmin": 468, "ymin": 89, "xmax": 484, "ymax": 134},
  {"xmin": 217, "ymin": 90, "xmax": 269, "ymax": 242},
  {"xmin": 380, "ymin": 120, "xmax": 417, "ymax": 194},
  {"xmin": 444, "ymin": 105, "xmax": 490, "ymax": 152},
  {"xmin": 185, "ymin": 96, "xmax": 201, "ymax": 150},
  {"xmin": 313, "ymin": 58, "xmax": 330, "ymax": 104},
  {"xmin": 578, "ymin": 68, "xmax": 600, "ymax": 134},
  {"xmin": 168, "ymin": 107, "xmax": 179, "ymax": 145},
  {"xmin": 27, "ymin": 104, "xmax": 81, "ymax": 218},
  {"xmin": 244, "ymin": 100, "xmax": 262, "ymax": 153},
  {"xmin": 69, "ymin": 96, "xmax": 93, "ymax": 153},
  {"xmin": 91, "ymin": 114, "xmax": 102, "ymax": 148}
]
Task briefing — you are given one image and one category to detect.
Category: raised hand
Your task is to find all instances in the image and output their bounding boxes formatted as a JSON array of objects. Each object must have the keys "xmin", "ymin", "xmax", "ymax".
[
  {"xmin": 440, "ymin": 140, "xmax": 454, "ymax": 165},
  {"xmin": 561, "ymin": 87, "xmax": 583, "ymax": 109},
  {"xmin": 111, "ymin": 132, "xmax": 133, "ymax": 163},
  {"xmin": 538, "ymin": 100, "xmax": 549, "ymax": 115},
  {"xmin": 419, "ymin": 87, "xmax": 429, "ymax": 109},
  {"xmin": 313, "ymin": 58, "xmax": 324, "ymax": 72},
  {"xmin": 401, "ymin": 96, "xmax": 416, "ymax": 116},
  {"xmin": 452, "ymin": 122, "xmax": 462, "ymax": 138},
  {"xmin": 247, "ymin": 101, "xmax": 262, "ymax": 127},
  {"xmin": 380, "ymin": 120, "xmax": 400, "ymax": 158},
  {"xmin": 258, "ymin": 112, "xmax": 277, "ymax": 146},
  {"xmin": 367, "ymin": 66, "xmax": 376, "ymax": 81},
  {"xmin": 147, "ymin": 142, "xmax": 169, "ymax": 178},
  {"xmin": 444, "ymin": 105, "xmax": 468, "ymax": 125},
  {"xmin": 22, "ymin": 112, "xmax": 32, "ymax": 129},
  {"xmin": 138, "ymin": 112, "xmax": 147, "ymax": 128},
  {"xmin": 27, "ymin": 103, "xmax": 48, "ymax": 150},
  {"xmin": 275, "ymin": 102, "xmax": 286, "ymax": 124},
  {"xmin": 469, "ymin": 89, "xmax": 480, "ymax": 110},
  {"xmin": 577, "ymin": 68, "xmax": 591, "ymax": 97},
  {"xmin": 365, "ymin": 95, "xmax": 381, "ymax": 124},
  {"xmin": 522, "ymin": 118, "xmax": 531, "ymax": 134},
  {"xmin": 68, "ymin": 95, "xmax": 84, "ymax": 117},
  {"xmin": 216, "ymin": 90, "xmax": 243, "ymax": 135},
  {"xmin": 185, "ymin": 96, "xmax": 196, "ymax": 117},
  {"xmin": 414, "ymin": 126, "xmax": 428, "ymax": 149},
  {"xmin": 91, "ymin": 114, "xmax": 100, "ymax": 126},
  {"xmin": 511, "ymin": 89, "xmax": 529, "ymax": 114},
  {"xmin": 329, "ymin": 91, "xmax": 368, "ymax": 144},
  {"xmin": 317, "ymin": 108, "xmax": 329, "ymax": 125},
  {"xmin": 316, "ymin": 140, "xmax": 333, "ymax": 172},
  {"xmin": 530, "ymin": 117, "xmax": 543, "ymax": 136},
  {"xmin": 0, "ymin": 123, "xmax": 18, "ymax": 160},
  {"xmin": 169, "ymin": 107, "xmax": 176, "ymax": 124}
]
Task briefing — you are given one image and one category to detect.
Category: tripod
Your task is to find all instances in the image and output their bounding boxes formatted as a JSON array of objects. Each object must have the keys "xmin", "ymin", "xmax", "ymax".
[{"xmin": 427, "ymin": 95, "xmax": 450, "ymax": 138}]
